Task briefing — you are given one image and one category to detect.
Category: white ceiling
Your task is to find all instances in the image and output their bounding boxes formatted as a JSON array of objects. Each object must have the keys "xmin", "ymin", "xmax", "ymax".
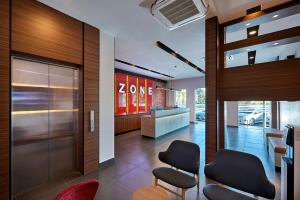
[{"xmin": 39, "ymin": 0, "xmax": 293, "ymax": 80}]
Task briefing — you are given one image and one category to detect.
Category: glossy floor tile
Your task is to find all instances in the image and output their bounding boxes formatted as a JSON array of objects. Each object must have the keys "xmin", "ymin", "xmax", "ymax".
[{"xmin": 16, "ymin": 122, "xmax": 281, "ymax": 200}]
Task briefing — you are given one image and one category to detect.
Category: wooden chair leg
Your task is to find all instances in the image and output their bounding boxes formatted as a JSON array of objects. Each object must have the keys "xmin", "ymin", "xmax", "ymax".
[
  {"xmin": 154, "ymin": 177, "xmax": 158, "ymax": 186},
  {"xmin": 182, "ymin": 188, "xmax": 186, "ymax": 200},
  {"xmin": 196, "ymin": 175, "xmax": 200, "ymax": 192}
]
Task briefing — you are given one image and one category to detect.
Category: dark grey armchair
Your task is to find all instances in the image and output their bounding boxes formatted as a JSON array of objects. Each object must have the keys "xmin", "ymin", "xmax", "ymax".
[
  {"xmin": 203, "ymin": 149, "xmax": 276, "ymax": 200},
  {"xmin": 152, "ymin": 140, "xmax": 200, "ymax": 200}
]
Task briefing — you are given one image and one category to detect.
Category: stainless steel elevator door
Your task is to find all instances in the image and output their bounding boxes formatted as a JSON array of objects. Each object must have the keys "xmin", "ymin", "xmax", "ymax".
[{"xmin": 11, "ymin": 58, "xmax": 79, "ymax": 196}]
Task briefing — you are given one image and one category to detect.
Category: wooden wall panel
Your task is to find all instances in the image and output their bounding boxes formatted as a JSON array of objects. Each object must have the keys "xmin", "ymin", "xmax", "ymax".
[
  {"xmin": 12, "ymin": 0, "xmax": 83, "ymax": 65},
  {"xmin": 84, "ymin": 24, "xmax": 99, "ymax": 174},
  {"xmin": 0, "ymin": 0, "xmax": 10, "ymax": 199},
  {"xmin": 220, "ymin": 58, "xmax": 300, "ymax": 101},
  {"xmin": 205, "ymin": 17, "xmax": 219, "ymax": 163},
  {"xmin": 115, "ymin": 114, "xmax": 143, "ymax": 135}
]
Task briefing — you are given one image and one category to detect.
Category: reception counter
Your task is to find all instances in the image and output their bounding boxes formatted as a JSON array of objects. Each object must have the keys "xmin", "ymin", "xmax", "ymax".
[{"xmin": 141, "ymin": 108, "xmax": 190, "ymax": 138}]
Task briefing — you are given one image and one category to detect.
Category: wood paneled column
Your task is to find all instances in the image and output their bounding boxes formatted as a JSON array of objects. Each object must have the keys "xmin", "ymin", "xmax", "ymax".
[
  {"xmin": 0, "ymin": 0, "xmax": 10, "ymax": 200},
  {"xmin": 83, "ymin": 24, "xmax": 100, "ymax": 174},
  {"xmin": 205, "ymin": 17, "xmax": 220, "ymax": 163},
  {"xmin": 0, "ymin": 0, "xmax": 10, "ymax": 199}
]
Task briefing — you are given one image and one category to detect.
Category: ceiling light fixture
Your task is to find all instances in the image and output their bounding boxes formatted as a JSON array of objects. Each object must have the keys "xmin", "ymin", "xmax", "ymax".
[
  {"xmin": 249, "ymin": 30, "xmax": 257, "ymax": 35},
  {"xmin": 246, "ymin": 48, "xmax": 251, "ymax": 51},
  {"xmin": 245, "ymin": 23, "xmax": 251, "ymax": 26},
  {"xmin": 156, "ymin": 66, "xmax": 180, "ymax": 91},
  {"xmin": 247, "ymin": 25, "xmax": 259, "ymax": 38},
  {"xmin": 272, "ymin": 14, "xmax": 279, "ymax": 18},
  {"xmin": 273, "ymin": 42, "xmax": 279, "ymax": 45},
  {"xmin": 248, "ymin": 50, "xmax": 256, "ymax": 65},
  {"xmin": 246, "ymin": 5, "xmax": 261, "ymax": 15}
]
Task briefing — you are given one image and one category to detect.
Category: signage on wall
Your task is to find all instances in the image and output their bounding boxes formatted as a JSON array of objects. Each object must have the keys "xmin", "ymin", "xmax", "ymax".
[{"xmin": 115, "ymin": 73, "xmax": 153, "ymax": 115}]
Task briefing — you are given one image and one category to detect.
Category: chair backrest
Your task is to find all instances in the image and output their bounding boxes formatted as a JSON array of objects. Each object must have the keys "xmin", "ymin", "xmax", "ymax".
[
  {"xmin": 54, "ymin": 179, "xmax": 99, "ymax": 200},
  {"xmin": 159, "ymin": 140, "xmax": 200, "ymax": 174},
  {"xmin": 204, "ymin": 149, "xmax": 275, "ymax": 199}
]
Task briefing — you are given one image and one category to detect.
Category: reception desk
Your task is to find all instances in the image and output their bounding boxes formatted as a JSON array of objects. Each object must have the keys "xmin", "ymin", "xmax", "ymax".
[{"xmin": 141, "ymin": 108, "xmax": 190, "ymax": 138}]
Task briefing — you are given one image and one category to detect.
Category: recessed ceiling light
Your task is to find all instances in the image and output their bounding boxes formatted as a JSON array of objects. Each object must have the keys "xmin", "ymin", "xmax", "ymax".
[
  {"xmin": 273, "ymin": 42, "xmax": 279, "ymax": 45},
  {"xmin": 272, "ymin": 14, "xmax": 279, "ymax": 18},
  {"xmin": 245, "ymin": 23, "xmax": 251, "ymax": 26},
  {"xmin": 246, "ymin": 48, "xmax": 251, "ymax": 51},
  {"xmin": 249, "ymin": 30, "xmax": 257, "ymax": 35}
]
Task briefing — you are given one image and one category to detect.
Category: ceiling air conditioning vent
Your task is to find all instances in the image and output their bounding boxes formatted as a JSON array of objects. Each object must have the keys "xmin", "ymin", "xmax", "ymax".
[{"xmin": 151, "ymin": 0, "xmax": 208, "ymax": 30}]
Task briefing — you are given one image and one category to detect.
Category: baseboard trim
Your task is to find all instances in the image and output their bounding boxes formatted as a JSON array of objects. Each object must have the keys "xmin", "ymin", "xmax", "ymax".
[
  {"xmin": 115, "ymin": 128, "xmax": 140, "ymax": 136},
  {"xmin": 99, "ymin": 158, "xmax": 115, "ymax": 169}
]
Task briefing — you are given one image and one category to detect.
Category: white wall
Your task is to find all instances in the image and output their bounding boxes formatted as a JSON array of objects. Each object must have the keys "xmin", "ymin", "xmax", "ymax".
[
  {"xmin": 225, "ymin": 101, "xmax": 238, "ymax": 127},
  {"xmin": 99, "ymin": 31, "xmax": 115, "ymax": 163},
  {"xmin": 166, "ymin": 77, "xmax": 205, "ymax": 122}
]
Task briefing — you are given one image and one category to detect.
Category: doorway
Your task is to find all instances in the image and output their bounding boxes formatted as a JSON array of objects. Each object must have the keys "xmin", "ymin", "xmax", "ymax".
[
  {"xmin": 195, "ymin": 88, "xmax": 205, "ymax": 122},
  {"xmin": 11, "ymin": 57, "xmax": 81, "ymax": 197}
]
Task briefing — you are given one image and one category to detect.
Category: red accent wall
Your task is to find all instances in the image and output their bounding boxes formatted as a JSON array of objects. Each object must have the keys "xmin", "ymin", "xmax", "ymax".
[
  {"xmin": 114, "ymin": 72, "xmax": 166, "ymax": 115},
  {"xmin": 138, "ymin": 78, "xmax": 146, "ymax": 112},
  {"xmin": 115, "ymin": 73, "xmax": 127, "ymax": 115},
  {"xmin": 128, "ymin": 75, "xmax": 138, "ymax": 114}
]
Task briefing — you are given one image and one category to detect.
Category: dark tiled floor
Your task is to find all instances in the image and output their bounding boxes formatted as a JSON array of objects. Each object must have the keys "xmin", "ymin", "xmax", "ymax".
[{"xmin": 16, "ymin": 123, "xmax": 280, "ymax": 200}]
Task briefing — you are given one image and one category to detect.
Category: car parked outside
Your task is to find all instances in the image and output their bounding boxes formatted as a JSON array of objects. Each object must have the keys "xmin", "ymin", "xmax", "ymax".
[
  {"xmin": 240, "ymin": 110, "xmax": 270, "ymax": 126},
  {"xmin": 196, "ymin": 110, "xmax": 205, "ymax": 121}
]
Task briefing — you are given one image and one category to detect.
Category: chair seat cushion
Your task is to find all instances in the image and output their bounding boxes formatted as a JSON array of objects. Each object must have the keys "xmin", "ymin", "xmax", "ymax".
[
  {"xmin": 152, "ymin": 167, "xmax": 196, "ymax": 189},
  {"xmin": 203, "ymin": 184, "xmax": 256, "ymax": 200}
]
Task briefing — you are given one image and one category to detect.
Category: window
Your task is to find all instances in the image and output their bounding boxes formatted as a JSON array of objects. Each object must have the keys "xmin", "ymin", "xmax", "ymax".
[
  {"xmin": 175, "ymin": 89, "xmax": 186, "ymax": 108},
  {"xmin": 238, "ymin": 101, "xmax": 271, "ymax": 128},
  {"xmin": 195, "ymin": 88, "xmax": 206, "ymax": 121}
]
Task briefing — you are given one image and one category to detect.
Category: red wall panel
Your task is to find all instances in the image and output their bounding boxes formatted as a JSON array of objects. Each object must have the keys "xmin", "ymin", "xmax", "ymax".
[
  {"xmin": 115, "ymin": 73, "xmax": 156, "ymax": 115},
  {"xmin": 138, "ymin": 78, "xmax": 146, "ymax": 112},
  {"xmin": 128, "ymin": 75, "xmax": 138, "ymax": 114},
  {"xmin": 115, "ymin": 73, "xmax": 127, "ymax": 115}
]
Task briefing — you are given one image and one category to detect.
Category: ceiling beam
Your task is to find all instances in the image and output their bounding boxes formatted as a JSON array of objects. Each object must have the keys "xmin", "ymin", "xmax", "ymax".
[
  {"xmin": 224, "ymin": 26, "xmax": 300, "ymax": 53},
  {"xmin": 155, "ymin": 41, "xmax": 205, "ymax": 74},
  {"xmin": 222, "ymin": 1, "xmax": 300, "ymax": 33},
  {"xmin": 115, "ymin": 59, "xmax": 174, "ymax": 78}
]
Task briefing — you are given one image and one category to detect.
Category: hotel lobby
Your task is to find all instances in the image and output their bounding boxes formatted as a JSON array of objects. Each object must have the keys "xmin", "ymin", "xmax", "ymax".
[{"xmin": 0, "ymin": 0, "xmax": 300, "ymax": 200}]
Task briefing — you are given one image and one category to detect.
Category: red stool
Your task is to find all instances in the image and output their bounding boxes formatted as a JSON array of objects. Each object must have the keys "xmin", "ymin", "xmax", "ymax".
[{"xmin": 54, "ymin": 179, "xmax": 99, "ymax": 200}]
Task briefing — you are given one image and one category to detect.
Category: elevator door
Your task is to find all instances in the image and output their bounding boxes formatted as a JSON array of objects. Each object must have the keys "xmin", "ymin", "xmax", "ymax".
[{"xmin": 11, "ymin": 58, "xmax": 80, "ymax": 196}]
